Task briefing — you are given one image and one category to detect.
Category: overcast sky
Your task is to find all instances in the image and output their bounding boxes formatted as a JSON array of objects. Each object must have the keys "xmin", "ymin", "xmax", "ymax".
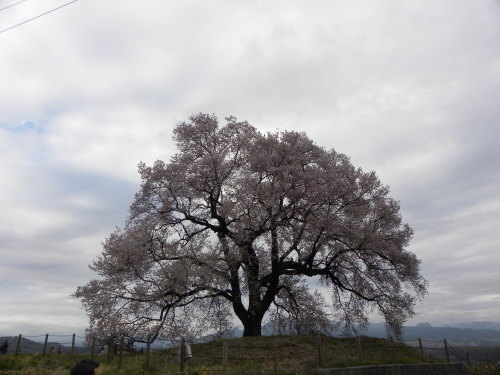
[{"xmin": 1, "ymin": 0, "xmax": 499, "ymax": 337}]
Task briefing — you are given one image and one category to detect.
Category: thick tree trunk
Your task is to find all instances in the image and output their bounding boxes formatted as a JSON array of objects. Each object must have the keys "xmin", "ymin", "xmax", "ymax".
[{"xmin": 242, "ymin": 314, "xmax": 263, "ymax": 336}]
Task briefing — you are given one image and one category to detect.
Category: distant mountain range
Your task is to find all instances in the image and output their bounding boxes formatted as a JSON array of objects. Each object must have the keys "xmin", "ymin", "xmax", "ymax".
[
  {"xmin": 3, "ymin": 321, "xmax": 500, "ymax": 353},
  {"xmin": 442, "ymin": 321, "xmax": 500, "ymax": 330},
  {"xmin": 363, "ymin": 322, "xmax": 500, "ymax": 344},
  {"xmin": 0, "ymin": 336, "xmax": 90, "ymax": 354},
  {"xmin": 215, "ymin": 321, "xmax": 500, "ymax": 346}
]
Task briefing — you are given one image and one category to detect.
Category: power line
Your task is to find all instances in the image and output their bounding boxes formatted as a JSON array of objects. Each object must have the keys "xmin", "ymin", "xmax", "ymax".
[
  {"xmin": 0, "ymin": 0, "xmax": 79, "ymax": 35},
  {"xmin": 0, "ymin": 0, "xmax": 28, "ymax": 13}
]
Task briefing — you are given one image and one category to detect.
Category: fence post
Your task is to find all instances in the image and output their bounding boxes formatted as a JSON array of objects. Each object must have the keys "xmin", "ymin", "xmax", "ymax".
[
  {"xmin": 43, "ymin": 334, "xmax": 49, "ymax": 354},
  {"xmin": 418, "ymin": 338, "xmax": 424, "ymax": 361},
  {"xmin": 91, "ymin": 336, "xmax": 96, "ymax": 358},
  {"xmin": 443, "ymin": 339, "xmax": 450, "ymax": 362},
  {"xmin": 144, "ymin": 334, "xmax": 151, "ymax": 370},
  {"xmin": 357, "ymin": 335, "xmax": 362, "ymax": 362},
  {"xmin": 466, "ymin": 352, "xmax": 471, "ymax": 366},
  {"xmin": 71, "ymin": 334, "xmax": 76, "ymax": 354},
  {"xmin": 222, "ymin": 341, "xmax": 228, "ymax": 375},
  {"xmin": 391, "ymin": 339, "xmax": 396, "ymax": 362},
  {"xmin": 118, "ymin": 336, "xmax": 124, "ymax": 369},
  {"xmin": 317, "ymin": 336, "xmax": 322, "ymax": 367},
  {"xmin": 107, "ymin": 337, "xmax": 113, "ymax": 365},
  {"xmin": 273, "ymin": 342, "xmax": 278, "ymax": 375},
  {"xmin": 15, "ymin": 334, "xmax": 22, "ymax": 354},
  {"xmin": 180, "ymin": 338, "xmax": 186, "ymax": 375}
]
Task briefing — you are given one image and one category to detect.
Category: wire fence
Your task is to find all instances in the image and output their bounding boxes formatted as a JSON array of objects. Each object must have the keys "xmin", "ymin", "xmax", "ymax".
[
  {"xmin": 2, "ymin": 333, "xmax": 90, "ymax": 355},
  {"xmin": 2, "ymin": 333, "xmax": 499, "ymax": 374},
  {"xmin": 135, "ymin": 335, "xmax": 419, "ymax": 374},
  {"xmin": 403, "ymin": 338, "xmax": 500, "ymax": 365}
]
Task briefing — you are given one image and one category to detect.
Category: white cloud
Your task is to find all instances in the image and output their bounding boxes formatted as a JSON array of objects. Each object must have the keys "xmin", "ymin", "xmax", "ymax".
[
  {"xmin": 0, "ymin": 284, "xmax": 87, "ymax": 336},
  {"xmin": 1, "ymin": 0, "xmax": 499, "ymax": 335}
]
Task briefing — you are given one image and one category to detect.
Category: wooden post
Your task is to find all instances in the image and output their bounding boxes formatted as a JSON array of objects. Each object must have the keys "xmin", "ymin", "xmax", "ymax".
[
  {"xmin": 71, "ymin": 334, "xmax": 76, "ymax": 354},
  {"xmin": 91, "ymin": 336, "xmax": 96, "ymax": 358},
  {"xmin": 43, "ymin": 334, "xmax": 49, "ymax": 354},
  {"xmin": 107, "ymin": 338, "xmax": 112, "ymax": 365},
  {"xmin": 466, "ymin": 352, "xmax": 471, "ymax": 366},
  {"xmin": 15, "ymin": 334, "xmax": 22, "ymax": 354},
  {"xmin": 418, "ymin": 338, "xmax": 424, "ymax": 361},
  {"xmin": 357, "ymin": 335, "xmax": 362, "ymax": 362},
  {"xmin": 222, "ymin": 341, "xmax": 228, "ymax": 375},
  {"xmin": 118, "ymin": 336, "xmax": 124, "ymax": 369},
  {"xmin": 144, "ymin": 334, "xmax": 151, "ymax": 370},
  {"xmin": 180, "ymin": 338, "xmax": 186, "ymax": 375},
  {"xmin": 273, "ymin": 342, "xmax": 278, "ymax": 375},
  {"xmin": 392, "ymin": 339, "xmax": 396, "ymax": 362},
  {"xmin": 317, "ymin": 336, "xmax": 322, "ymax": 367},
  {"xmin": 443, "ymin": 339, "xmax": 450, "ymax": 363}
]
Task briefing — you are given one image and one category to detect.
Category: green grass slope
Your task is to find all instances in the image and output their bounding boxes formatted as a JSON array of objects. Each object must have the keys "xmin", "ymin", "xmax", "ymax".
[{"xmin": 0, "ymin": 335, "xmax": 432, "ymax": 375}]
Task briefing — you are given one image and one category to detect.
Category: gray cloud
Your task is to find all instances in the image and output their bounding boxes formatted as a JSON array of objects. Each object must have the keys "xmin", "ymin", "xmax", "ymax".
[{"xmin": 1, "ymin": 0, "xmax": 499, "ymax": 335}]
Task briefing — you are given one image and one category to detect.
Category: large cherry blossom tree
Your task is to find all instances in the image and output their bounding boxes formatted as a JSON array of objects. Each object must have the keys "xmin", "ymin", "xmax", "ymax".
[{"xmin": 75, "ymin": 113, "xmax": 427, "ymax": 340}]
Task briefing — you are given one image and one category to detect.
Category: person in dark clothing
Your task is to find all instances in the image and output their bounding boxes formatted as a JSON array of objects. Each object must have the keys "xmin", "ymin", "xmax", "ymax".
[
  {"xmin": 70, "ymin": 359, "xmax": 100, "ymax": 375},
  {"xmin": 0, "ymin": 339, "xmax": 8, "ymax": 354}
]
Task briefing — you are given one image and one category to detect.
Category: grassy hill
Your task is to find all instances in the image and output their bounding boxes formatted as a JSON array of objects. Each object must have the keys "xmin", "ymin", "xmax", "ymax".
[
  {"xmin": 0, "ymin": 335, "xmax": 424, "ymax": 375},
  {"xmin": 4, "ymin": 335, "xmax": 497, "ymax": 375}
]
